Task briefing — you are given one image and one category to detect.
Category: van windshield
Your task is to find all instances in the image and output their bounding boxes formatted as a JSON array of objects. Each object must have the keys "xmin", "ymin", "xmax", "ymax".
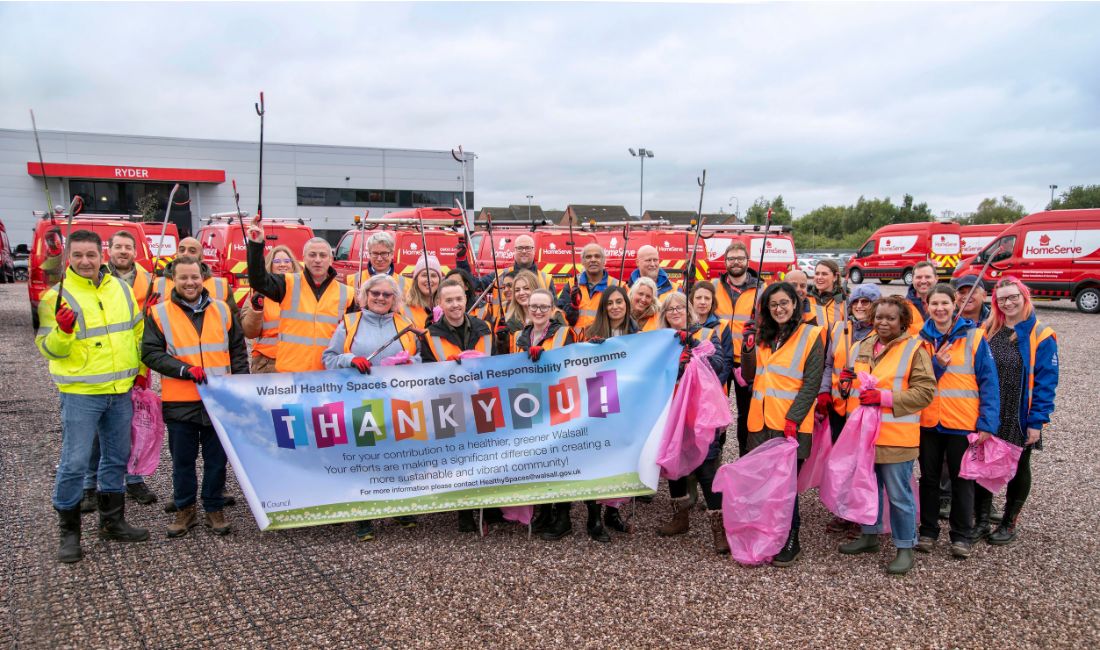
[{"xmin": 977, "ymin": 236, "xmax": 1015, "ymax": 264}]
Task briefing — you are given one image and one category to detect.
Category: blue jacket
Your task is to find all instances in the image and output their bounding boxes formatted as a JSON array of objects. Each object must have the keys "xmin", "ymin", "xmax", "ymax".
[
  {"xmin": 906, "ymin": 285, "xmax": 929, "ymax": 320},
  {"xmin": 919, "ymin": 318, "xmax": 1000, "ymax": 435},
  {"xmin": 629, "ymin": 268, "xmax": 675, "ymax": 295},
  {"xmin": 1013, "ymin": 312, "xmax": 1059, "ymax": 437}
]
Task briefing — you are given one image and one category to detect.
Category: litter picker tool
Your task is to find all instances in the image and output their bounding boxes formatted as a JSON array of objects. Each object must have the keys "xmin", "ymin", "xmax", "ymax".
[
  {"xmin": 415, "ymin": 209, "xmax": 436, "ymax": 311},
  {"xmin": 255, "ymin": 92, "xmax": 265, "ymax": 222},
  {"xmin": 936, "ymin": 242, "xmax": 1005, "ymax": 352},
  {"xmin": 29, "ymin": 110, "xmax": 55, "ymax": 221},
  {"xmin": 142, "ymin": 184, "xmax": 183, "ymax": 309},
  {"xmin": 684, "ymin": 169, "xmax": 707, "ymax": 294},
  {"xmin": 748, "ymin": 207, "xmax": 775, "ymax": 324},
  {"xmin": 617, "ymin": 222, "xmax": 631, "ymax": 284},
  {"xmin": 567, "ymin": 210, "xmax": 579, "ymax": 286},
  {"xmin": 364, "ymin": 324, "xmax": 423, "ymax": 363},
  {"xmin": 52, "ymin": 195, "xmax": 85, "ymax": 312},
  {"xmin": 482, "ymin": 209, "xmax": 507, "ymax": 327}
]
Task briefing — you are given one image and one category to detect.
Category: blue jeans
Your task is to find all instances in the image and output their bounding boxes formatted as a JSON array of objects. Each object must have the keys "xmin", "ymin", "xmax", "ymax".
[
  {"xmin": 54, "ymin": 392, "xmax": 132, "ymax": 510},
  {"xmin": 84, "ymin": 435, "xmax": 145, "ymax": 489},
  {"xmin": 861, "ymin": 460, "xmax": 918, "ymax": 549},
  {"xmin": 167, "ymin": 420, "xmax": 226, "ymax": 512}
]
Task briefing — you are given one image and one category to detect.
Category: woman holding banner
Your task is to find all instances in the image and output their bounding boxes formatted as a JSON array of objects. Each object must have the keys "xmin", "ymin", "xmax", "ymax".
[
  {"xmin": 629, "ymin": 277, "xmax": 660, "ymax": 332},
  {"xmin": 577, "ymin": 285, "xmax": 638, "ymax": 541},
  {"xmin": 241, "ymin": 245, "xmax": 300, "ymax": 374},
  {"xmin": 655, "ymin": 291, "xmax": 730, "ymax": 553},
  {"xmin": 511, "ymin": 288, "xmax": 577, "ymax": 540},
  {"xmin": 740, "ymin": 282, "xmax": 824, "ymax": 567},
  {"xmin": 837, "ymin": 295, "xmax": 935, "ymax": 575},
  {"xmin": 324, "ymin": 274, "xmax": 422, "ymax": 541}
]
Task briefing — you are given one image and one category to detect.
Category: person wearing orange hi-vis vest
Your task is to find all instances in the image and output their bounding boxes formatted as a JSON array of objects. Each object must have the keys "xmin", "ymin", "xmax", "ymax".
[
  {"xmin": 838, "ymin": 295, "xmax": 935, "ymax": 576},
  {"xmin": 713, "ymin": 240, "xmax": 765, "ymax": 457},
  {"xmin": 345, "ymin": 230, "xmax": 411, "ymax": 295},
  {"xmin": 420, "ymin": 278, "xmax": 495, "ymax": 534},
  {"xmin": 629, "ymin": 277, "xmax": 661, "ymax": 332},
  {"xmin": 240, "ymin": 244, "xmax": 300, "ymax": 374},
  {"xmin": 741, "ymin": 282, "xmax": 824, "ymax": 568},
  {"xmin": 246, "ymin": 217, "xmax": 354, "ymax": 372},
  {"xmin": 915, "ymin": 284, "xmax": 1000, "ymax": 560},
  {"xmin": 557, "ymin": 243, "xmax": 623, "ymax": 339},
  {"xmin": 142, "ymin": 256, "xmax": 250, "ymax": 539}
]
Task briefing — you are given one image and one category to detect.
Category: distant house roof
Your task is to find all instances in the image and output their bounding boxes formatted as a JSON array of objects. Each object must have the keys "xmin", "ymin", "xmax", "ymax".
[
  {"xmin": 544, "ymin": 210, "xmax": 565, "ymax": 223},
  {"xmin": 561, "ymin": 205, "xmax": 631, "ymax": 226},
  {"xmin": 477, "ymin": 205, "xmax": 548, "ymax": 223},
  {"xmin": 642, "ymin": 211, "xmax": 731, "ymax": 225},
  {"xmin": 509, "ymin": 204, "xmax": 545, "ymax": 221}
]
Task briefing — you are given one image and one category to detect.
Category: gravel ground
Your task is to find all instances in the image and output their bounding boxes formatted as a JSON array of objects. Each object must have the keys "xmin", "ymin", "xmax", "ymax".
[{"xmin": 1, "ymin": 282, "xmax": 1097, "ymax": 649}]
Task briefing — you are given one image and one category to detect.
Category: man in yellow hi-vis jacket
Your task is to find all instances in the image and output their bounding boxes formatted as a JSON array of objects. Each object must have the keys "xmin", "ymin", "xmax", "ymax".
[{"xmin": 36, "ymin": 229, "xmax": 149, "ymax": 564}]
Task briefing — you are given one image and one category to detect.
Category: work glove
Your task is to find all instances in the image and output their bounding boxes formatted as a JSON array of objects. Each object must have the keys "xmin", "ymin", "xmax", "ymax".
[
  {"xmin": 528, "ymin": 345, "xmax": 544, "ymax": 362},
  {"xmin": 446, "ymin": 353, "xmax": 463, "ymax": 365},
  {"xmin": 570, "ymin": 285, "xmax": 582, "ymax": 309},
  {"xmin": 742, "ymin": 320, "xmax": 757, "ymax": 351},
  {"xmin": 250, "ymin": 293, "xmax": 264, "ymax": 310},
  {"xmin": 133, "ymin": 373, "xmax": 149, "ymax": 391},
  {"xmin": 674, "ymin": 329, "xmax": 690, "ymax": 345},
  {"xmin": 145, "ymin": 292, "xmax": 162, "ymax": 310},
  {"xmin": 816, "ymin": 393, "xmax": 831, "ymax": 416},
  {"xmin": 455, "ymin": 236, "xmax": 468, "ymax": 262},
  {"xmin": 588, "ymin": 336, "xmax": 605, "ymax": 345},
  {"xmin": 351, "ymin": 357, "xmax": 372, "ymax": 374},
  {"xmin": 55, "ymin": 306, "xmax": 77, "ymax": 334},
  {"xmin": 859, "ymin": 388, "xmax": 882, "ymax": 406},
  {"xmin": 783, "ymin": 419, "xmax": 799, "ymax": 438},
  {"xmin": 183, "ymin": 366, "xmax": 207, "ymax": 384},
  {"xmin": 839, "ymin": 368, "xmax": 857, "ymax": 383},
  {"xmin": 677, "ymin": 347, "xmax": 692, "ymax": 378}
]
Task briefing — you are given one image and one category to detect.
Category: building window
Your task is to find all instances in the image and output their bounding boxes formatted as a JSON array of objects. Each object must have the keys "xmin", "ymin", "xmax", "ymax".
[
  {"xmin": 296, "ymin": 187, "xmax": 470, "ymax": 209},
  {"xmin": 70, "ymin": 180, "xmax": 179, "ymax": 217}
]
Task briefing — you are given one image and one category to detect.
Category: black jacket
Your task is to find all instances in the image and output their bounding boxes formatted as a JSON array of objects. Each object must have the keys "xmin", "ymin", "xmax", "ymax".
[
  {"xmin": 247, "ymin": 240, "xmax": 341, "ymax": 303},
  {"xmin": 420, "ymin": 315, "xmax": 494, "ymax": 362},
  {"xmin": 141, "ymin": 289, "xmax": 250, "ymax": 425},
  {"xmin": 515, "ymin": 320, "xmax": 574, "ymax": 351}
]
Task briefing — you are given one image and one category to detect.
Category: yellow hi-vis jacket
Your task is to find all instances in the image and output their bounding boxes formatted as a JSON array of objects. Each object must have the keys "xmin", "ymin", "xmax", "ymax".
[{"xmin": 36, "ymin": 266, "xmax": 143, "ymax": 394}]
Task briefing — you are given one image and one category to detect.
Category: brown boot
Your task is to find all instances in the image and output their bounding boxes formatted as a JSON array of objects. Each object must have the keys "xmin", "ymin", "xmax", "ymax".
[
  {"xmin": 657, "ymin": 497, "xmax": 692, "ymax": 537},
  {"xmin": 166, "ymin": 505, "xmax": 198, "ymax": 538},
  {"xmin": 708, "ymin": 509, "xmax": 730, "ymax": 555},
  {"xmin": 205, "ymin": 510, "xmax": 231, "ymax": 536}
]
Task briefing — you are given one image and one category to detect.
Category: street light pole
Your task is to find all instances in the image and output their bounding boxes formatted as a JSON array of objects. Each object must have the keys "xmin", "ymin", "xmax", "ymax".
[
  {"xmin": 728, "ymin": 196, "xmax": 739, "ymax": 221},
  {"xmin": 629, "ymin": 148, "xmax": 654, "ymax": 217},
  {"xmin": 1049, "ymin": 184, "xmax": 1058, "ymax": 208},
  {"xmin": 526, "ymin": 194, "xmax": 533, "ymax": 222}
]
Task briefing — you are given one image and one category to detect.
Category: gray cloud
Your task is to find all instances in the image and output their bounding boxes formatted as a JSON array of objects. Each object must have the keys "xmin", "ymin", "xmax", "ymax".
[{"xmin": 2, "ymin": 2, "xmax": 1096, "ymax": 217}]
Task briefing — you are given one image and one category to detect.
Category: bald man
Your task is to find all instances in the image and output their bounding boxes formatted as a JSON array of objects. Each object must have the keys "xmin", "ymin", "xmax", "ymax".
[
  {"xmin": 785, "ymin": 270, "xmax": 814, "ymax": 322},
  {"xmin": 629, "ymin": 244, "xmax": 678, "ymax": 296},
  {"xmin": 456, "ymin": 233, "xmax": 553, "ymax": 293}
]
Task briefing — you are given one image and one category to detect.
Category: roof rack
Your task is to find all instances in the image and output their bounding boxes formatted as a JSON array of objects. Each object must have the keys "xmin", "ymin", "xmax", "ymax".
[
  {"xmin": 666, "ymin": 222, "xmax": 792, "ymax": 234},
  {"xmin": 579, "ymin": 219, "xmax": 670, "ymax": 230},
  {"xmin": 354, "ymin": 217, "xmax": 461, "ymax": 230},
  {"xmin": 203, "ymin": 212, "xmax": 310, "ymax": 225},
  {"xmin": 470, "ymin": 219, "xmax": 556, "ymax": 231},
  {"xmin": 34, "ymin": 211, "xmax": 145, "ymax": 221}
]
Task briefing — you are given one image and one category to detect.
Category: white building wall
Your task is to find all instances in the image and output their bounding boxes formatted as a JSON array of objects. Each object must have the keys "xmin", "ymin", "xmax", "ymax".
[{"xmin": 0, "ymin": 128, "xmax": 475, "ymax": 247}]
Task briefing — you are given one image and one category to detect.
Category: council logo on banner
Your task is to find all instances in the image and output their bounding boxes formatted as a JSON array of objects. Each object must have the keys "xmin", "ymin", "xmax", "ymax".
[{"xmin": 268, "ymin": 370, "xmax": 621, "ymax": 450}]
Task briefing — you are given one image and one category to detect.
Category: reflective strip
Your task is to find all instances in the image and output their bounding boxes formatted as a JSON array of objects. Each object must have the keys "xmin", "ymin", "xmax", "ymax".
[
  {"xmin": 52, "ymin": 368, "xmax": 138, "ymax": 385},
  {"xmin": 429, "ymin": 336, "xmax": 448, "ymax": 362},
  {"xmin": 173, "ymin": 342, "xmax": 230, "ymax": 356},
  {"xmin": 280, "ymin": 333, "xmax": 332, "ymax": 347},
  {"xmin": 695, "ymin": 327, "xmax": 714, "ymax": 342},
  {"xmin": 551, "ymin": 327, "xmax": 568, "ymax": 348},
  {"xmin": 942, "ymin": 329, "xmax": 979, "ymax": 375},
  {"xmin": 79, "ymin": 321, "xmax": 136, "ymax": 338},
  {"xmin": 763, "ymin": 325, "xmax": 815, "ymax": 379},
  {"xmin": 258, "ymin": 336, "xmax": 279, "ymax": 345},
  {"xmin": 881, "ymin": 337, "xmax": 923, "ymax": 424},
  {"xmin": 578, "ymin": 309, "xmax": 598, "ymax": 318},
  {"xmin": 154, "ymin": 303, "xmax": 176, "ymax": 355},
  {"xmin": 752, "ymin": 388, "xmax": 800, "ymax": 401},
  {"xmin": 38, "ymin": 336, "xmax": 68, "ymax": 360},
  {"xmin": 206, "ymin": 365, "xmax": 231, "ymax": 376},
  {"xmin": 478, "ymin": 334, "xmax": 493, "ymax": 354},
  {"xmin": 731, "ymin": 314, "xmax": 750, "ymax": 322},
  {"xmin": 282, "ymin": 309, "xmax": 342, "ymax": 324},
  {"xmin": 938, "ymin": 389, "xmax": 980, "ymax": 398}
]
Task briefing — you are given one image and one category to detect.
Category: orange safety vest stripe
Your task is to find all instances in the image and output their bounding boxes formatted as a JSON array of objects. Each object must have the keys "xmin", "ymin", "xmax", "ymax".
[
  {"xmin": 747, "ymin": 323, "xmax": 822, "ymax": 434},
  {"xmin": 276, "ymin": 274, "xmax": 352, "ymax": 372},
  {"xmin": 341, "ymin": 312, "xmax": 418, "ymax": 356},
  {"xmin": 921, "ymin": 328, "xmax": 983, "ymax": 430},
  {"xmin": 425, "ymin": 331, "xmax": 492, "ymax": 361},
  {"xmin": 151, "ymin": 299, "xmax": 232, "ymax": 402},
  {"xmin": 155, "ymin": 276, "xmax": 230, "ymax": 303},
  {"xmin": 852, "ymin": 335, "xmax": 923, "ymax": 447},
  {"xmin": 829, "ymin": 320, "xmax": 855, "ymax": 416}
]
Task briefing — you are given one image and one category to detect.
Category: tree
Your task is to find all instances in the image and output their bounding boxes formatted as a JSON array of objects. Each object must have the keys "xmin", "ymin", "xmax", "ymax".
[
  {"xmin": 966, "ymin": 196, "xmax": 1027, "ymax": 225},
  {"xmin": 744, "ymin": 195, "xmax": 792, "ymax": 225},
  {"xmin": 1051, "ymin": 185, "xmax": 1100, "ymax": 210},
  {"xmin": 137, "ymin": 194, "xmax": 160, "ymax": 222}
]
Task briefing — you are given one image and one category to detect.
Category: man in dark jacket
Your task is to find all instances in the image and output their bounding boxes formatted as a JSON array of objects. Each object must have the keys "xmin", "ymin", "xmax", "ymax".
[{"xmin": 142, "ymin": 257, "xmax": 250, "ymax": 538}]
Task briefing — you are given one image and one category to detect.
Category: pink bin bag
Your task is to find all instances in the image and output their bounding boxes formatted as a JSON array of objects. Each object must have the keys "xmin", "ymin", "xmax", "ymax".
[
  {"xmin": 819, "ymin": 372, "xmax": 881, "ymax": 526},
  {"xmin": 713, "ymin": 437, "xmax": 799, "ymax": 566},
  {"xmin": 655, "ymin": 339, "xmax": 731, "ymax": 480}
]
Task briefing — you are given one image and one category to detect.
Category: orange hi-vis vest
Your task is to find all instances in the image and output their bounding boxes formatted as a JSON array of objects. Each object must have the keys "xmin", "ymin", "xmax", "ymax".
[
  {"xmin": 253, "ymin": 298, "xmax": 282, "ymax": 359},
  {"xmin": 906, "ymin": 300, "xmax": 924, "ymax": 336},
  {"xmin": 341, "ymin": 312, "xmax": 419, "ymax": 356},
  {"xmin": 573, "ymin": 275, "xmax": 622, "ymax": 335},
  {"xmin": 718, "ymin": 285, "xmax": 759, "ymax": 364},
  {"xmin": 151, "ymin": 299, "xmax": 232, "ymax": 403},
  {"xmin": 636, "ymin": 312, "xmax": 660, "ymax": 332},
  {"xmin": 156, "ymin": 276, "xmax": 231, "ymax": 304},
  {"xmin": 276, "ymin": 274, "xmax": 353, "ymax": 372},
  {"xmin": 348, "ymin": 270, "xmax": 409, "ymax": 295},
  {"xmin": 424, "ymin": 329, "xmax": 493, "ymax": 361},
  {"xmin": 921, "ymin": 328, "xmax": 983, "ymax": 430},
  {"xmin": 829, "ymin": 320, "xmax": 857, "ymax": 416},
  {"xmin": 124, "ymin": 264, "xmax": 153, "ymax": 311},
  {"xmin": 808, "ymin": 295, "xmax": 845, "ymax": 333},
  {"xmin": 748, "ymin": 323, "xmax": 823, "ymax": 434},
  {"xmin": 851, "ymin": 335, "xmax": 923, "ymax": 447},
  {"xmin": 511, "ymin": 325, "xmax": 570, "ymax": 353}
]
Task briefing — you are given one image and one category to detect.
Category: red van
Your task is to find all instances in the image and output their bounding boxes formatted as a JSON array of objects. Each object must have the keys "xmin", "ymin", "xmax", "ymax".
[
  {"xmin": 333, "ymin": 220, "xmax": 461, "ymax": 286},
  {"xmin": 960, "ymin": 223, "xmax": 1008, "ymax": 259},
  {"xmin": 585, "ymin": 223, "xmax": 690, "ymax": 284},
  {"xmin": 197, "ymin": 214, "xmax": 315, "ymax": 305},
  {"xmin": 952, "ymin": 209, "xmax": 1100, "ymax": 314},
  {"xmin": 0, "ymin": 220, "xmax": 14, "ymax": 283},
  {"xmin": 139, "ymin": 221, "xmax": 180, "ymax": 273},
  {"xmin": 466, "ymin": 226, "xmax": 599, "ymax": 293},
  {"xmin": 28, "ymin": 212, "xmax": 153, "ymax": 329},
  {"xmin": 845, "ymin": 222, "xmax": 961, "ymax": 285},
  {"xmin": 699, "ymin": 225, "xmax": 798, "ymax": 281}
]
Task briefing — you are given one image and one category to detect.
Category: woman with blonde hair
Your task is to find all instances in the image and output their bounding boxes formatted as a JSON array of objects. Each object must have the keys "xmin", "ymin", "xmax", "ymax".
[
  {"xmin": 630, "ymin": 277, "xmax": 660, "ymax": 331},
  {"xmin": 241, "ymin": 245, "xmax": 301, "ymax": 373},
  {"xmin": 404, "ymin": 254, "xmax": 442, "ymax": 327}
]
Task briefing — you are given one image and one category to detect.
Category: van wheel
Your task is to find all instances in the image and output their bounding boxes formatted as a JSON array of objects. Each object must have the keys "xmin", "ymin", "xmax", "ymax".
[
  {"xmin": 902, "ymin": 268, "xmax": 914, "ymax": 286},
  {"xmin": 1076, "ymin": 287, "xmax": 1100, "ymax": 314},
  {"xmin": 879, "ymin": 278, "xmax": 892, "ymax": 285},
  {"xmin": 14, "ymin": 268, "xmax": 27, "ymax": 281},
  {"xmin": 848, "ymin": 268, "xmax": 863, "ymax": 284}
]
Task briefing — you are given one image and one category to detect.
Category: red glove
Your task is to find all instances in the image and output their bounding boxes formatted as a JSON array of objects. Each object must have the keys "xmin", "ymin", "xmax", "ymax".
[
  {"xmin": 55, "ymin": 306, "xmax": 77, "ymax": 334},
  {"xmin": 783, "ymin": 419, "xmax": 799, "ymax": 438},
  {"xmin": 839, "ymin": 368, "xmax": 857, "ymax": 383},
  {"xmin": 679, "ymin": 348, "xmax": 691, "ymax": 366},
  {"xmin": 859, "ymin": 388, "xmax": 882, "ymax": 405},
  {"xmin": 570, "ymin": 285, "xmax": 582, "ymax": 309},
  {"xmin": 184, "ymin": 366, "xmax": 207, "ymax": 384},
  {"xmin": 133, "ymin": 373, "xmax": 148, "ymax": 391},
  {"xmin": 528, "ymin": 345, "xmax": 544, "ymax": 362},
  {"xmin": 742, "ymin": 320, "xmax": 756, "ymax": 351},
  {"xmin": 455, "ymin": 236, "xmax": 468, "ymax": 262},
  {"xmin": 250, "ymin": 293, "xmax": 264, "ymax": 310},
  {"xmin": 446, "ymin": 353, "xmax": 463, "ymax": 364},
  {"xmin": 674, "ymin": 329, "xmax": 690, "ymax": 345},
  {"xmin": 494, "ymin": 324, "xmax": 510, "ymax": 336},
  {"xmin": 816, "ymin": 393, "xmax": 831, "ymax": 415},
  {"xmin": 351, "ymin": 357, "xmax": 372, "ymax": 374},
  {"xmin": 144, "ymin": 292, "xmax": 161, "ymax": 310}
]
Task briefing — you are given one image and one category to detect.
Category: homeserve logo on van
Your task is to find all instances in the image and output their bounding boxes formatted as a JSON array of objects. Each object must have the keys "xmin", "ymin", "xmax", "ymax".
[
  {"xmin": 1024, "ymin": 231, "xmax": 1085, "ymax": 258},
  {"xmin": 879, "ymin": 236, "xmax": 917, "ymax": 254}
]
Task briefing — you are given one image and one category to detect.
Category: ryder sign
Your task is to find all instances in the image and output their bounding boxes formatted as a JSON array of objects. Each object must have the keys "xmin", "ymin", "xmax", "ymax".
[{"xmin": 199, "ymin": 330, "xmax": 680, "ymax": 530}]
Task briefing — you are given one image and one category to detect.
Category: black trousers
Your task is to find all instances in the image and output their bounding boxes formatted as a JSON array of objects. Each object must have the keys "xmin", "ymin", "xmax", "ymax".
[
  {"xmin": 918, "ymin": 429, "xmax": 973, "ymax": 543},
  {"xmin": 668, "ymin": 455, "xmax": 722, "ymax": 510},
  {"xmin": 975, "ymin": 446, "xmax": 1034, "ymax": 512},
  {"xmin": 732, "ymin": 381, "xmax": 752, "ymax": 457}
]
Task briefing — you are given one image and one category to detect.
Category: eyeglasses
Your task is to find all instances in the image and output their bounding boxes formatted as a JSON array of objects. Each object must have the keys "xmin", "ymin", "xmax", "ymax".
[
  {"xmin": 665, "ymin": 305, "xmax": 686, "ymax": 313},
  {"xmin": 726, "ymin": 256, "xmax": 748, "ymax": 263},
  {"xmin": 272, "ymin": 258, "xmax": 293, "ymax": 265},
  {"xmin": 369, "ymin": 251, "xmax": 393, "ymax": 258},
  {"xmin": 852, "ymin": 298, "xmax": 872, "ymax": 306},
  {"xmin": 996, "ymin": 293, "xmax": 1022, "ymax": 305},
  {"xmin": 368, "ymin": 290, "xmax": 395, "ymax": 299},
  {"xmin": 769, "ymin": 300, "xmax": 794, "ymax": 310},
  {"xmin": 515, "ymin": 246, "xmax": 535, "ymax": 252},
  {"xmin": 529, "ymin": 305, "xmax": 552, "ymax": 313}
]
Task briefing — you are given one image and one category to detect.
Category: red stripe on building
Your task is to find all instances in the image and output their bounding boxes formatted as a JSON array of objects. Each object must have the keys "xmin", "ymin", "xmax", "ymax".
[{"xmin": 27, "ymin": 162, "xmax": 225, "ymax": 183}]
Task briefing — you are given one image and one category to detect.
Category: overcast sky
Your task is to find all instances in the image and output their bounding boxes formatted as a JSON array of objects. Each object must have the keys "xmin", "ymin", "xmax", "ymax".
[{"xmin": 2, "ymin": 2, "xmax": 1097, "ymax": 218}]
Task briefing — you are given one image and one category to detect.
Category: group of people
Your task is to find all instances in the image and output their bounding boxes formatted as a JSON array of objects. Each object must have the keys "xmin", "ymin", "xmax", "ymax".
[{"xmin": 36, "ymin": 220, "xmax": 1058, "ymax": 576}]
